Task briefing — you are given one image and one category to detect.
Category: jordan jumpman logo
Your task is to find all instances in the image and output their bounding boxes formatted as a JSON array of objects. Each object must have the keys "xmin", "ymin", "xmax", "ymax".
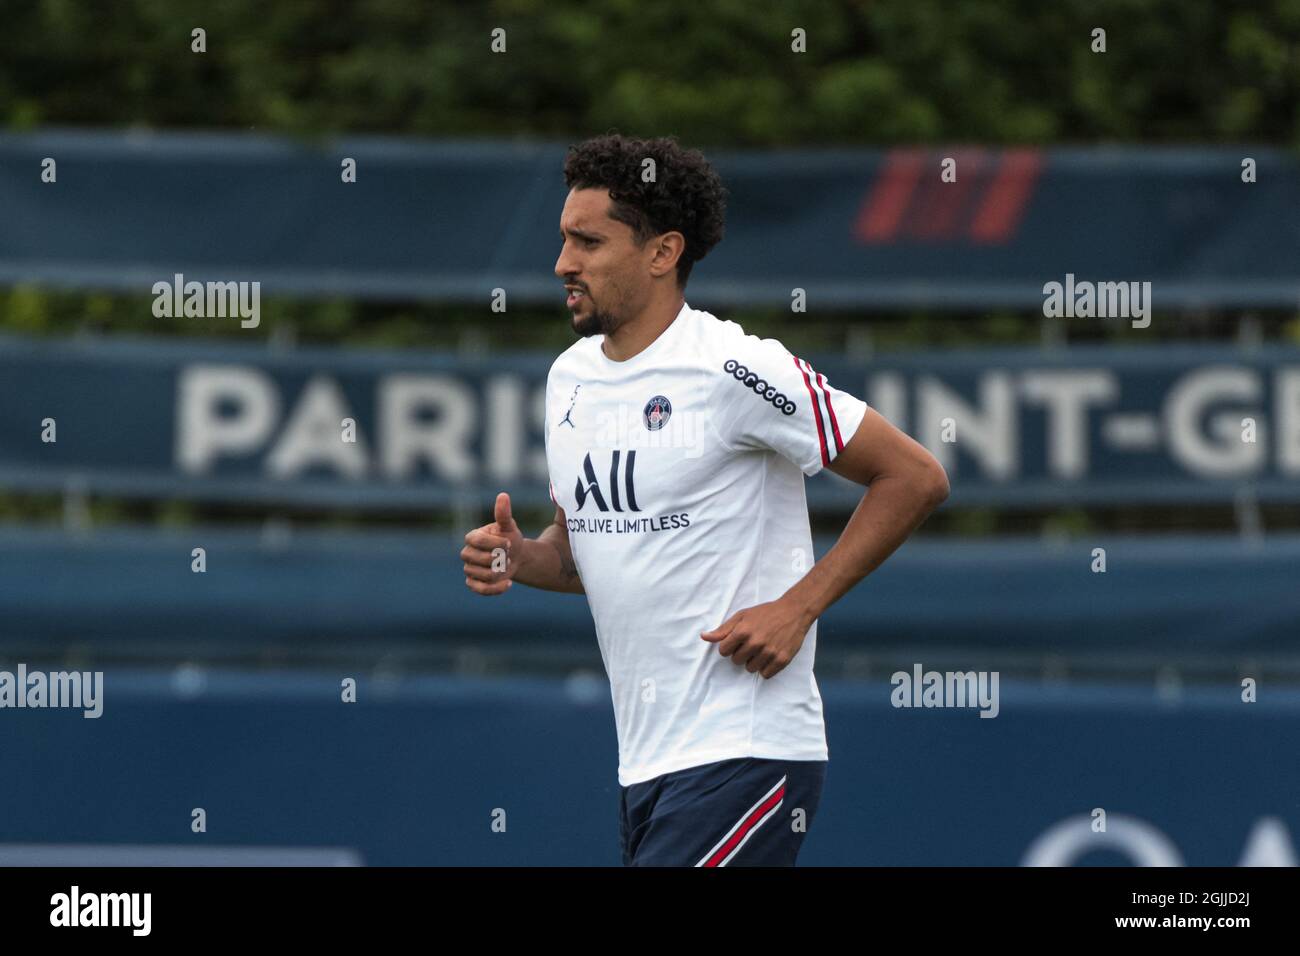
[{"xmin": 560, "ymin": 384, "xmax": 581, "ymax": 427}]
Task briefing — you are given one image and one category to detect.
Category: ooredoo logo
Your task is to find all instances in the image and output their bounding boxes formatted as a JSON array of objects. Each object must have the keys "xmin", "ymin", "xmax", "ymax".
[{"xmin": 723, "ymin": 359, "xmax": 796, "ymax": 415}]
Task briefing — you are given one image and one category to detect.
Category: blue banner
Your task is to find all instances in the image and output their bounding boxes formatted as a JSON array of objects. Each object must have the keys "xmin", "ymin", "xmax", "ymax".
[
  {"xmin": 3, "ymin": 133, "xmax": 1299, "ymax": 308},
  {"xmin": 0, "ymin": 673, "xmax": 1294, "ymax": 866},
  {"xmin": 2, "ymin": 335, "xmax": 1299, "ymax": 508}
]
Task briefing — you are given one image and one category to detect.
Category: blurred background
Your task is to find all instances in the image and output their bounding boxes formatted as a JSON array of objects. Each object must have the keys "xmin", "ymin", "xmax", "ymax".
[{"xmin": 0, "ymin": 0, "xmax": 1297, "ymax": 865}]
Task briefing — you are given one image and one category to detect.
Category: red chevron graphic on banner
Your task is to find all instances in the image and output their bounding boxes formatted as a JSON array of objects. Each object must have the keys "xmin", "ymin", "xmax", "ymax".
[
  {"xmin": 854, "ymin": 148, "xmax": 926, "ymax": 242},
  {"xmin": 855, "ymin": 148, "xmax": 1042, "ymax": 245},
  {"xmin": 968, "ymin": 148, "xmax": 1044, "ymax": 244}
]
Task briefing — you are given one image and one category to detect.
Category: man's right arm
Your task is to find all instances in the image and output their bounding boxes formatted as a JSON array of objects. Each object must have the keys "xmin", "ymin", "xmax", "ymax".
[{"xmin": 514, "ymin": 505, "xmax": 585, "ymax": 594}]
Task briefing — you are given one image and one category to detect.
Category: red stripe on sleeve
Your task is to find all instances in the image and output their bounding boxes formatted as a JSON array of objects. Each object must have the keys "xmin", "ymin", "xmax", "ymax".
[
  {"xmin": 794, "ymin": 356, "xmax": 830, "ymax": 467},
  {"xmin": 816, "ymin": 371, "xmax": 846, "ymax": 454}
]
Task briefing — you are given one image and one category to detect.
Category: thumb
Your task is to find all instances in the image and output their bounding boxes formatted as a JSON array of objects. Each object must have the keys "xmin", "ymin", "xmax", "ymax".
[
  {"xmin": 701, "ymin": 612, "xmax": 740, "ymax": 642},
  {"xmin": 494, "ymin": 491, "xmax": 517, "ymax": 532}
]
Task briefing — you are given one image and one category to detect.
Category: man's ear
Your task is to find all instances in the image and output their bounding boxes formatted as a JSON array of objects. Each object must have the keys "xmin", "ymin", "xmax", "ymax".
[{"xmin": 649, "ymin": 231, "xmax": 686, "ymax": 280}]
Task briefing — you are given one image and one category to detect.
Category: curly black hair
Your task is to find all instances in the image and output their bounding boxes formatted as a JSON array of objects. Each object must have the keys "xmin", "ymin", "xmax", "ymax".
[{"xmin": 563, "ymin": 133, "xmax": 727, "ymax": 289}]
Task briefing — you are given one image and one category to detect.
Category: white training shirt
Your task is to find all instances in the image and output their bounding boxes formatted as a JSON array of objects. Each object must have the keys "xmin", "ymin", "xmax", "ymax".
[{"xmin": 543, "ymin": 301, "xmax": 870, "ymax": 786}]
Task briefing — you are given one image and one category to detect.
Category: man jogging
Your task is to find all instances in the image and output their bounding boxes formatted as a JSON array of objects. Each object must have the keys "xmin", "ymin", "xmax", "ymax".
[{"xmin": 461, "ymin": 133, "xmax": 949, "ymax": 866}]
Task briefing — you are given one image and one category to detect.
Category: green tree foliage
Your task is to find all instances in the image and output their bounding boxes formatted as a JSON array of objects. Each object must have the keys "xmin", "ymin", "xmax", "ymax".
[
  {"xmin": 2, "ymin": 0, "xmax": 1298, "ymax": 145},
  {"xmin": 2, "ymin": 0, "xmax": 1298, "ymax": 347}
]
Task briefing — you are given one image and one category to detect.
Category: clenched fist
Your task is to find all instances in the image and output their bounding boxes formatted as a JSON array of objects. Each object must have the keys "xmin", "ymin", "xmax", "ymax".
[{"xmin": 461, "ymin": 492, "xmax": 524, "ymax": 595}]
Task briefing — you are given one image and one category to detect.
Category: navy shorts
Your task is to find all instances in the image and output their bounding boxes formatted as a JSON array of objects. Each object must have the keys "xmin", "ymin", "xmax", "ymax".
[{"xmin": 618, "ymin": 756, "xmax": 827, "ymax": 866}]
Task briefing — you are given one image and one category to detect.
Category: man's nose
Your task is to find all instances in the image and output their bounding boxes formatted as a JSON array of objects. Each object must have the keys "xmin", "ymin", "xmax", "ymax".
[{"xmin": 555, "ymin": 248, "xmax": 577, "ymax": 280}]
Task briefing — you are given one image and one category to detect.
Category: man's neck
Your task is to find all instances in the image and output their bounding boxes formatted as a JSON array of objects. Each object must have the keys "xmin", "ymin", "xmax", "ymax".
[{"xmin": 600, "ymin": 295, "xmax": 685, "ymax": 362}]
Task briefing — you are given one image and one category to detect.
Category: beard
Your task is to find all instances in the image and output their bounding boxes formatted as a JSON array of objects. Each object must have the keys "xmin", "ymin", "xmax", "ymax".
[{"xmin": 571, "ymin": 295, "xmax": 622, "ymax": 338}]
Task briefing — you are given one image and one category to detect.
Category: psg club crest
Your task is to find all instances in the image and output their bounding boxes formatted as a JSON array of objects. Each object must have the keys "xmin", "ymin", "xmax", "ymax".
[{"xmin": 643, "ymin": 395, "xmax": 672, "ymax": 431}]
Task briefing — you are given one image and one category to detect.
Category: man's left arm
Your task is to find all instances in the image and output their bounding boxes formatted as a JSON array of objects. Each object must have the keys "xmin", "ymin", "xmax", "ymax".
[{"xmin": 702, "ymin": 408, "xmax": 949, "ymax": 678}]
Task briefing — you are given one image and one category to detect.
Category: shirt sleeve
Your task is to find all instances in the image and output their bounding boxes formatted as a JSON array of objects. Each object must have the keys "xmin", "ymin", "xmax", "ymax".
[{"xmin": 711, "ymin": 332, "xmax": 869, "ymax": 477}]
